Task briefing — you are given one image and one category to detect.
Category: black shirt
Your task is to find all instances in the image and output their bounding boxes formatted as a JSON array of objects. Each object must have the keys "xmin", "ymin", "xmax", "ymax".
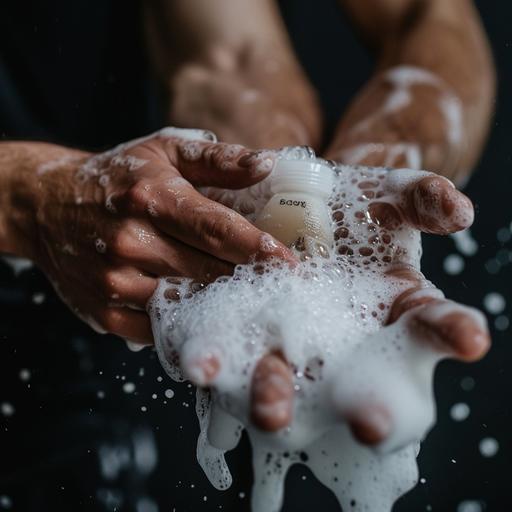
[{"xmin": 0, "ymin": 0, "xmax": 161, "ymax": 149}]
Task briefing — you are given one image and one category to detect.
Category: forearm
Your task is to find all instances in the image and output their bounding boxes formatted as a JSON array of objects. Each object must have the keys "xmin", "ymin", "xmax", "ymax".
[
  {"xmin": 143, "ymin": 0, "xmax": 322, "ymax": 148},
  {"xmin": 338, "ymin": 0, "xmax": 496, "ymax": 179},
  {"xmin": 342, "ymin": 0, "xmax": 495, "ymax": 89},
  {"xmin": 0, "ymin": 142, "xmax": 83, "ymax": 258},
  {"xmin": 380, "ymin": 1, "xmax": 495, "ymax": 170},
  {"xmin": 144, "ymin": 0, "xmax": 294, "ymax": 77}
]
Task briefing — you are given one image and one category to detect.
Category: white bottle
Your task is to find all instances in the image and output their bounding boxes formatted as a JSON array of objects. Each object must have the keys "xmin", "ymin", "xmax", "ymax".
[{"xmin": 255, "ymin": 159, "xmax": 334, "ymax": 257}]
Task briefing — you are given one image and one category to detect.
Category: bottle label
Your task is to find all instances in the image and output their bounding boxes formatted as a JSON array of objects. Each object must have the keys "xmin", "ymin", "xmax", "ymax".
[{"xmin": 279, "ymin": 199, "xmax": 307, "ymax": 208}]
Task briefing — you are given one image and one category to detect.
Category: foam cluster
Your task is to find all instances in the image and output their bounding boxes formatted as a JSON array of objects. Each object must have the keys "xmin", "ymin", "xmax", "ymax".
[{"xmin": 149, "ymin": 146, "xmax": 482, "ymax": 512}]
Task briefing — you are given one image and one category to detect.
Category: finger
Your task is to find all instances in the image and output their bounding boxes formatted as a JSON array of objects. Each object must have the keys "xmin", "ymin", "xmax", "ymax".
[
  {"xmin": 344, "ymin": 404, "xmax": 393, "ymax": 446},
  {"xmin": 385, "ymin": 264, "xmax": 423, "ymax": 284},
  {"xmin": 387, "ymin": 284, "xmax": 445, "ymax": 324},
  {"xmin": 367, "ymin": 201, "xmax": 405, "ymax": 231},
  {"xmin": 94, "ymin": 307, "xmax": 153, "ymax": 345},
  {"xmin": 149, "ymin": 185, "xmax": 296, "ymax": 265},
  {"xmin": 400, "ymin": 175, "xmax": 474, "ymax": 234},
  {"xmin": 165, "ymin": 136, "xmax": 276, "ymax": 189},
  {"xmin": 99, "ymin": 267, "xmax": 157, "ymax": 309},
  {"xmin": 369, "ymin": 174, "xmax": 474, "ymax": 234},
  {"xmin": 120, "ymin": 167, "xmax": 296, "ymax": 266},
  {"xmin": 409, "ymin": 300, "xmax": 490, "ymax": 362},
  {"xmin": 114, "ymin": 224, "xmax": 234, "ymax": 283},
  {"xmin": 250, "ymin": 352, "xmax": 294, "ymax": 432},
  {"xmin": 181, "ymin": 339, "xmax": 222, "ymax": 387}
]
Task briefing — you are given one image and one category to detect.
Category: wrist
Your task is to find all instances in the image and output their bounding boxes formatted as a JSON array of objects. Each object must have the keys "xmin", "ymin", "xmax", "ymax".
[{"xmin": 0, "ymin": 142, "xmax": 86, "ymax": 259}]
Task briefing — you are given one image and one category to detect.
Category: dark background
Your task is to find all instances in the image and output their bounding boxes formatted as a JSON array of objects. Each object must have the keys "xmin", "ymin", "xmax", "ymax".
[{"xmin": 0, "ymin": 1, "xmax": 510, "ymax": 511}]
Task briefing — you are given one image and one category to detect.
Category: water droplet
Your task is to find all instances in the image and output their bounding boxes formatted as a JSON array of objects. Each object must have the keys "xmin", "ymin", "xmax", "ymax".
[
  {"xmin": 479, "ymin": 437, "xmax": 499, "ymax": 457},
  {"xmin": 483, "ymin": 292, "xmax": 506, "ymax": 314}
]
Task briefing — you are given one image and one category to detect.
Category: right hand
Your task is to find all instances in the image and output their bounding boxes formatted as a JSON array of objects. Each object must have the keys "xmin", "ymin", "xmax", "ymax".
[{"xmin": 29, "ymin": 128, "xmax": 295, "ymax": 345}]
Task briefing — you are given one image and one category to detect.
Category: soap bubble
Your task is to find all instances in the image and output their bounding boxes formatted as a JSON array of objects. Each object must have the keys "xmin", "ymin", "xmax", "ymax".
[
  {"xmin": 496, "ymin": 227, "xmax": 511, "ymax": 243},
  {"xmin": 460, "ymin": 377, "xmax": 475, "ymax": 391},
  {"xmin": 0, "ymin": 495, "xmax": 12, "ymax": 509},
  {"xmin": 1, "ymin": 403, "xmax": 14, "ymax": 417},
  {"xmin": 451, "ymin": 229, "xmax": 478, "ymax": 256},
  {"xmin": 450, "ymin": 403, "xmax": 470, "ymax": 421},
  {"xmin": 483, "ymin": 292, "xmax": 506, "ymax": 314},
  {"xmin": 457, "ymin": 501, "xmax": 483, "ymax": 512},
  {"xmin": 123, "ymin": 382, "xmax": 135, "ymax": 394},
  {"xmin": 479, "ymin": 437, "xmax": 499, "ymax": 457},
  {"xmin": 443, "ymin": 254, "xmax": 465, "ymax": 275},
  {"xmin": 95, "ymin": 238, "xmax": 107, "ymax": 254},
  {"xmin": 495, "ymin": 315, "xmax": 509, "ymax": 331},
  {"xmin": 19, "ymin": 369, "xmax": 31, "ymax": 381}
]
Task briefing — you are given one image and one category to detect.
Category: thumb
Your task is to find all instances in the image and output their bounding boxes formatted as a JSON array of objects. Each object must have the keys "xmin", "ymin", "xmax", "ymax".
[{"xmin": 171, "ymin": 138, "xmax": 276, "ymax": 189}]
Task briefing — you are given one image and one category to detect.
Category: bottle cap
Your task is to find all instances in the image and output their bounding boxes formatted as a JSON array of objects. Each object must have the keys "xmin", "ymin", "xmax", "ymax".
[{"xmin": 271, "ymin": 159, "xmax": 334, "ymax": 196}]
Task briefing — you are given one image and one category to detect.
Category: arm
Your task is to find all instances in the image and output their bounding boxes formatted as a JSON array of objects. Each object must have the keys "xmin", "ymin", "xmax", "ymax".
[
  {"xmin": 327, "ymin": 0, "xmax": 496, "ymax": 183},
  {"xmin": 143, "ymin": 0, "xmax": 322, "ymax": 149},
  {"xmin": 0, "ymin": 142, "xmax": 85, "ymax": 258}
]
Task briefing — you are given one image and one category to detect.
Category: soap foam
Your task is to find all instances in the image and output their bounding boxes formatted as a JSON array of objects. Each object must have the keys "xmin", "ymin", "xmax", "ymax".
[{"xmin": 149, "ymin": 148, "xmax": 483, "ymax": 511}]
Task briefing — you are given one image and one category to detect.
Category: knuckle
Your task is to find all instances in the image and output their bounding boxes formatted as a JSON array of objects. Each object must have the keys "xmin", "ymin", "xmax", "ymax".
[
  {"xmin": 101, "ymin": 269, "xmax": 124, "ymax": 298},
  {"xmin": 198, "ymin": 259, "xmax": 233, "ymax": 282},
  {"xmin": 178, "ymin": 140, "xmax": 204, "ymax": 162},
  {"xmin": 111, "ymin": 229, "xmax": 137, "ymax": 259},
  {"xmin": 98, "ymin": 308, "xmax": 124, "ymax": 333},
  {"xmin": 202, "ymin": 143, "xmax": 234, "ymax": 168},
  {"xmin": 200, "ymin": 143, "xmax": 218, "ymax": 167},
  {"xmin": 196, "ymin": 213, "xmax": 232, "ymax": 253},
  {"xmin": 125, "ymin": 181, "xmax": 152, "ymax": 210}
]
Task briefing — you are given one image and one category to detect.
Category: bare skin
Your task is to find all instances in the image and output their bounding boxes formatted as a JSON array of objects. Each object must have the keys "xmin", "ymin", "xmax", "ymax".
[{"xmin": 0, "ymin": 0, "xmax": 495, "ymax": 440}]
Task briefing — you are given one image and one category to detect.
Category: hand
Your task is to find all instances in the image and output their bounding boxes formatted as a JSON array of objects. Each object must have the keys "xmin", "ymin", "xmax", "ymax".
[
  {"xmin": 166, "ymin": 165, "xmax": 490, "ymax": 444},
  {"xmin": 261, "ymin": 170, "xmax": 490, "ymax": 443},
  {"xmin": 324, "ymin": 67, "xmax": 467, "ymax": 180},
  {"xmin": 25, "ymin": 129, "xmax": 295, "ymax": 345}
]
